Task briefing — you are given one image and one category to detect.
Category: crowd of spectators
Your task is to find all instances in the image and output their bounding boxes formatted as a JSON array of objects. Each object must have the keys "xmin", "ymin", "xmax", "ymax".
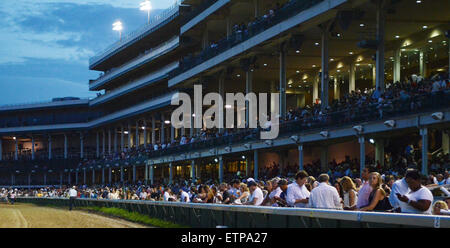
[{"xmin": 5, "ymin": 166, "xmax": 450, "ymax": 216}]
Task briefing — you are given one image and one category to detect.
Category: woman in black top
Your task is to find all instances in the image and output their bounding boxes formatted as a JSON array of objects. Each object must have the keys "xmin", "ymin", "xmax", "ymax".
[{"xmin": 360, "ymin": 172, "xmax": 392, "ymax": 212}]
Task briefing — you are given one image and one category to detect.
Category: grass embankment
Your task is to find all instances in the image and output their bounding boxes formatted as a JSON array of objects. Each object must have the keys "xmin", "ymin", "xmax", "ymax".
[{"xmin": 81, "ymin": 206, "xmax": 188, "ymax": 228}]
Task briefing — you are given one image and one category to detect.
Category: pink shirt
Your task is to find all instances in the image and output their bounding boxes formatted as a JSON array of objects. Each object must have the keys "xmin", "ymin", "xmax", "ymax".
[{"xmin": 356, "ymin": 181, "xmax": 373, "ymax": 209}]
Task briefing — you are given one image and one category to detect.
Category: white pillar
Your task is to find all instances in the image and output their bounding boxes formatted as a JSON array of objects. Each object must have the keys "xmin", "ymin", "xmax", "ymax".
[
  {"xmin": 279, "ymin": 44, "xmax": 287, "ymax": 119},
  {"xmin": 102, "ymin": 129, "xmax": 106, "ymax": 156},
  {"xmin": 132, "ymin": 165, "xmax": 136, "ymax": 183},
  {"xmin": 80, "ymin": 133, "xmax": 84, "ymax": 159},
  {"xmin": 143, "ymin": 120, "xmax": 147, "ymax": 147},
  {"xmin": 372, "ymin": 65, "xmax": 376, "ymax": 87},
  {"xmin": 102, "ymin": 168, "xmax": 105, "ymax": 185},
  {"xmin": 114, "ymin": 127, "xmax": 118, "ymax": 152},
  {"xmin": 246, "ymin": 69, "xmax": 253, "ymax": 126},
  {"xmin": 150, "ymin": 163, "xmax": 154, "ymax": 185},
  {"xmin": 14, "ymin": 137, "xmax": 18, "ymax": 160},
  {"xmin": 169, "ymin": 162, "xmax": 173, "ymax": 185},
  {"xmin": 375, "ymin": 1, "xmax": 385, "ymax": 92},
  {"xmin": 135, "ymin": 120, "xmax": 139, "ymax": 147},
  {"xmin": 421, "ymin": 128, "xmax": 428, "ymax": 176},
  {"xmin": 64, "ymin": 134, "xmax": 68, "ymax": 159},
  {"xmin": 393, "ymin": 48, "xmax": 401, "ymax": 83},
  {"xmin": 120, "ymin": 166, "xmax": 124, "ymax": 182},
  {"xmin": 48, "ymin": 135, "xmax": 52, "ymax": 160},
  {"xmin": 321, "ymin": 27, "xmax": 329, "ymax": 110},
  {"xmin": 218, "ymin": 72, "xmax": 225, "ymax": 133},
  {"xmin": 254, "ymin": 150, "xmax": 258, "ymax": 180},
  {"xmin": 108, "ymin": 128, "xmax": 111, "ymax": 155},
  {"xmin": 161, "ymin": 114, "xmax": 165, "ymax": 144},
  {"xmin": 359, "ymin": 137, "xmax": 365, "ymax": 177},
  {"xmin": 31, "ymin": 136, "xmax": 35, "ymax": 160},
  {"xmin": 127, "ymin": 122, "xmax": 131, "ymax": 149},
  {"xmin": 349, "ymin": 63, "xmax": 356, "ymax": 93},
  {"xmin": 298, "ymin": 145, "xmax": 304, "ymax": 171},
  {"xmin": 96, "ymin": 132, "xmax": 100, "ymax": 158},
  {"xmin": 92, "ymin": 169, "xmax": 95, "ymax": 185},
  {"xmin": 219, "ymin": 156, "xmax": 224, "ymax": 183},
  {"xmin": 443, "ymin": 131, "xmax": 449, "ymax": 155},
  {"xmin": 419, "ymin": 50, "xmax": 426, "ymax": 77},
  {"xmin": 151, "ymin": 116, "xmax": 156, "ymax": 145},
  {"xmin": 121, "ymin": 125, "xmax": 124, "ymax": 152},
  {"xmin": 313, "ymin": 75, "xmax": 319, "ymax": 104},
  {"xmin": 108, "ymin": 168, "xmax": 112, "ymax": 185},
  {"xmin": 190, "ymin": 160, "xmax": 195, "ymax": 180},
  {"xmin": 333, "ymin": 77, "xmax": 339, "ymax": 100},
  {"xmin": 145, "ymin": 164, "xmax": 149, "ymax": 184}
]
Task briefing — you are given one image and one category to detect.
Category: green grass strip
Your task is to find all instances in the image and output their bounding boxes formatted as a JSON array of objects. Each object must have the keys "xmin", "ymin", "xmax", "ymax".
[{"xmin": 81, "ymin": 206, "xmax": 188, "ymax": 228}]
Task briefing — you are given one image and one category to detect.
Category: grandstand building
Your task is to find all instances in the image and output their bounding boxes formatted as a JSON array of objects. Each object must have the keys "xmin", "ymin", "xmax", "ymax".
[{"xmin": 1, "ymin": 0, "xmax": 449, "ymax": 186}]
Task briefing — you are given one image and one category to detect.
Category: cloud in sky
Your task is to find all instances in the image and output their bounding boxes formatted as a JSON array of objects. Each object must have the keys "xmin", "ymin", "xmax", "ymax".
[{"xmin": 0, "ymin": 0, "xmax": 174, "ymax": 105}]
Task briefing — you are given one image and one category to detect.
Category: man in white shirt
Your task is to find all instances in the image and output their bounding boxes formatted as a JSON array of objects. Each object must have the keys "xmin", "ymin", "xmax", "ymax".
[
  {"xmin": 286, "ymin": 171, "xmax": 310, "ymax": 207},
  {"xmin": 179, "ymin": 189, "xmax": 190, "ymax": 203},
  {"xmin": 389, "ymin": 171, "xmax": 412, "ymax": 212},
  {"xmin": 68, "ymin": 186, "xmax": 78, "ymax": 211},
  {"xmin": 309, "ymin": 174, "xmax": 342, "ymax": 209},
  {"xmin": 245, "ymin": 181, "xmax": 264, "ymax": 206},
  {"xmin": 397, "ymin": 169, "xmax": 433, "ymax": 215},
  {"xmin": 163, "ymin": 188, "xmax": 172, "ymax": 201}
]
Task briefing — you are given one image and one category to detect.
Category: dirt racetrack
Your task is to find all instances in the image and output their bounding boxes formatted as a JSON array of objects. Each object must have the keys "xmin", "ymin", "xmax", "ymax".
[{"xmin": 0, "ymin": 203, "xmax": 148, "ymax": 228}]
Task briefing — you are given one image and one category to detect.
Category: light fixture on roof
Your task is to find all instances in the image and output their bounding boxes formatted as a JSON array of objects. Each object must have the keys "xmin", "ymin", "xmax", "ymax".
[
  {"xmin": 264, "ymin": 140, "xmax": 273, "ymax": 146},
  {"xmin": 431, "ymin": 112, "xmax": 444, "ymax": 120},
  {"xmin": 384, "ymin": 120, "xmax": 396, "ymax": 128},
  {"xmin": 112, "ymin": 21, "xmax": 123, "ymax": 41},
  {"xmin": 290, "ymin": 135, "xmax": 300, "ymax": 143},
  {"xmin": 319, "ymin": 131, "xmax": 329, "ymax": 138},
  {"xmin": 139, "ymin": 1, "xmax": 152, "ymax": 24},
  {"xmin": 353, "ymin": 125, "xmax": 363, "ymax": 133}
]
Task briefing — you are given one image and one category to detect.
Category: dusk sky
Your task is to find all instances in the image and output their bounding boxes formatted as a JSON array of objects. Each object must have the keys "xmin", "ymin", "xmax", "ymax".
[{"xmin": 0, "ymin": 0, "xmax": 174, "ymax": 106}]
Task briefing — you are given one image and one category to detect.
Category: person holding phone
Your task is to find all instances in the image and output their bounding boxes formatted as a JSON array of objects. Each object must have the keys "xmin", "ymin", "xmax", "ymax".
[
  {"xmin": 396, "ymin": 169, "xmax": 433, "ymax": 215},
  {"xmin": 286, "ymin": 171, "xmax": 310, "ymax": 208}
]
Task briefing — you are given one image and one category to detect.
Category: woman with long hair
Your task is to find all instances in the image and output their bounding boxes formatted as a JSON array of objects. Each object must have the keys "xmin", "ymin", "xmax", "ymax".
[
  {"xmin": 341, "ymin": 176, "xmax": 358, "ymax": 210},
  {"xmin": 360, "ymin": 172, "xmax": 392, "ymax": 211}
]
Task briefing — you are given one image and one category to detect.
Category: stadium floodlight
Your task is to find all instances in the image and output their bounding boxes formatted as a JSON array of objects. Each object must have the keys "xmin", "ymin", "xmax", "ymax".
[
  {"xmin": 319, "ymin": 131, "xmax": 329, "ymax": 138},
  {"xmin": 112, "ymin": 21, "xmax": 123, "ymax": 41},
  {"xmin": 431, "ymin": 112, "xmax": 444, "ymax": 120},
  {"xmin": 140, "ymin": 1, "xmax": 152, "ymax": 24},
  {"xmin": 384, "ymin": 120, "xmax": 396, "ymax": 128},
  {"xmin": 353, "ymin": 125, "xmax": 363, "ymax": 133}
]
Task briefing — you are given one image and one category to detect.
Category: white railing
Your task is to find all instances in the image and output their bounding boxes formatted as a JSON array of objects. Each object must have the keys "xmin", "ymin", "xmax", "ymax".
[
  {"xmin": 89, "ymin": 0, "xmax": 182, "ymax": 67},
  {"xmin": 90, "ymin": 36, "xmax": 179, "ymax": 89}
]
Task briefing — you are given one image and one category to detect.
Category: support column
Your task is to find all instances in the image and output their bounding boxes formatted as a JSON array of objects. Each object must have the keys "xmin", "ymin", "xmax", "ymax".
[
  {"xmin": 83, "ymin": 168, "xmax": 86, "ymax": 185},
  {"xmin": 372, "ymin": 65, "xmax": 376, "ymax": 88},
  {"xmin": 92, "ymin": 169, "xmax": 95, "ymax": 185},
  {"xmin": 135, "ymin": 120, "xmax": 139, "ymax": 147},
  {"xmin": 80, "ymin": 133, "xmax": 84, "ymax": 159},
  {"xmin": 190, "ymin": 160, "xmax": 196, "ymax": 180},
  {"xmin": 313, "ymin": 75, "xmax": 319, "ymax": 105},
  {"xmin": 64, "ymin": 134, "xmax": 68, "ymax": 159},
  {"xmin": 132, "ymin": 165, "xmax": 136, "ymax": 183},
  {"xmin": 102, "ymin": 129, "xmax": 106, "ymax": 156},
  {"xmin": 108, "ymin": 167, "xmax": 112, "ymax": 185},
  {"xmin": 442, "ymin": 131, "xmax": 449, "ymax": 155},
  {"xmin": 169, "ymin": 162, "xmax": 173, "ymax": 185},
  {"xmin": 14, "ymin": 137, "xmax": 18, "ymax": 160},
  {"xmin": 31, "ymin": 136, "xmax": 35, "ymax": 160},
  {"xmin": 143, "ymin": 120, "xmax": 147, "ymax": 147},
  {"xmin": 218, "ymin": 71, "xmax": 225, "ymax": 133},
  {"xmin": 254, "ymin": 150, "xmax": 258, "ymax": 180},
  {"xmin": 0, "ymin": 138, "xmax": 3, "ymax": 161},
  {"xmin": 75, "ymin": 171, "xmax": 78, "ymax": 185},
  {"xmin": 321, "ymin": 27, "xmax": 330, "ymax": 110},
  {"xmin": 333, "ymin": 77, "xmax": 339, "ymax": 100},
  {"xmin": 375, "ymin": 0, "xmax": 385, "ymax": 92},
  {"xmin": 359, "ymin": 137, "xmax": 366, "ymax": 177},
  {"xmin": 60, "ymin": 172, "xmax": 63, "ymax": 186},
  {"xmin": 11, "ymin": 174, "xmax": 15, "ymax": 186},
  {"xmin": 279, "ymin": 43, "xmax": 287, "ymax": 119},
  {"xmin": 393, "ymin": 48, "xmax": 401, "ymax": 83},
  {"xmin": 245, "ymin": 156, "xmax": 251, "ymax": 177},
  {"xmin": 114, "ymin": 127, "xmax": 118, "ymax": 152},
  {"xmin": 43, "ymin": 172, "xmax": 47, "ymax": 185},
  {"xmin": 420, "ymin": 128, "xmax": 428, "ymax": 176},
  {"xmin": 96, "ymin": 131, "xmax": 100, "ymax": 158},
  {"xmin": 127, "ymin": 122, "xmax": 131, "ymax": 150},
  {"xmin": 108, "ymin": 128, "xmax": 111, "ymax": 155},
  {"xmin": 150, "ymin": 163, "xmax": 154, "ymax": 185},
  {"xmin": 68, "ymin": 172, "xmax": 71, "ymax": 185},
  {"xmin": 151, "ymin": 116, "xmax": 156, "ymax": 145},
  {"xmin": 320, "ymin": 145, "xmax": 328, "ymax": 172},
  {"xmin": 120, "ymin": 166, "xmax": 124, "ymax": 182},
  {"xmin": 219, "ymin": 156, "xmax": 224, "ymax": 183},
  {"xmin": 145, "ymin": 164, "xmax": 149, "ymax": 184},
  {"xmin": 161, "ymin": 114, "xmax": 165, "ymax": 144},
  {"xmin": 298, "ymin": 145, "xmax": 304, "ymax": 171},
  {"xmin": 48, "ymin": 135, "xmax": 52, "ymax": 160},
  {"xmin": 121, "ymin": 125, "xmax": 124, "ymax": 151},
  {"xmin": 102, "ymin": 168, "xmax": 105, "ymax": 185},
  {"xmin": 349, "ymin": 63, "xmax": 356, "ymax": 93},
  {"xmin": 375, "ymin": 139, "xmax": 385, "ymax": 167},
  {"xmin": 419, "ymin": 50, "xmax": 426, "ymax": 77},
  {"xmin": 171, "ymin": 125, "xmax": 175, "ymax": 143},
  {"xmin": 246, "ymin": 69, "xmax": 253, "ymax": 126}
]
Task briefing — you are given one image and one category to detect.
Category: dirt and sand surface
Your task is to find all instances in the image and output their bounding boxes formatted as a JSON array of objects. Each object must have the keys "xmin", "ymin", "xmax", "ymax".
[{"xmin": 0, "ymin": 203, "xmax": 148, "ymax": 228}]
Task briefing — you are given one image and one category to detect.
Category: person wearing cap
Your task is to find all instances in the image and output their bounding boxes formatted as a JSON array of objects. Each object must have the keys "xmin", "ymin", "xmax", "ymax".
[
  {"xmin": 286, "ymin": 171, "xmax": 310, "ymax": 208},
  {"xmin": 275, "ymin": 179, "xmax": 289, "ymax": 207},
  {"xmin": 68, "ymin": 186, "xmax": 77, "ymax": 211},
  {"xmin": 245, "ymin": 181, "xmax": 264, "ymax": 206}
]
